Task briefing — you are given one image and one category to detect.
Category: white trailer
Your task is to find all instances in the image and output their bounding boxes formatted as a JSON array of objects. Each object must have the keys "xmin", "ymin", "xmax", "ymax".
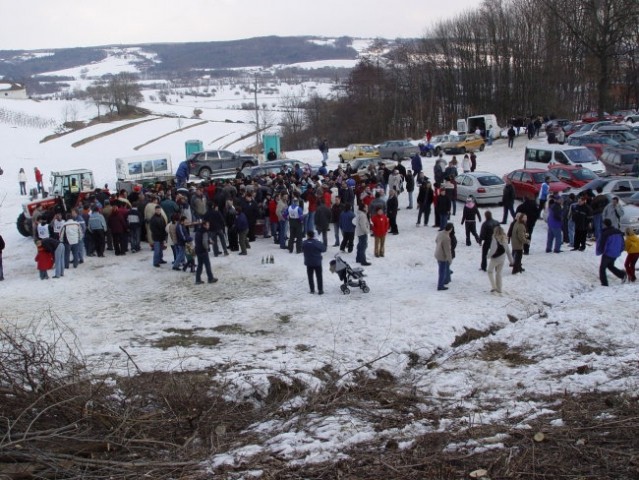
[{"xmin": 115, "ymin": 153, "xmax": 174, "ymax": 192}]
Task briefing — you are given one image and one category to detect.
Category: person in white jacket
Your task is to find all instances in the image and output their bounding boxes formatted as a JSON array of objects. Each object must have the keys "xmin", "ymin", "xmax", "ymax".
[
  {"xmin": 354, "ymin": 204, "xmax": 371, "ymax": 265},
  {"xmin": 60, "ymin": 213, "xmax": 83, "ymax": 269},
  {"xmin": 486, "ymin": 225, "xmax": 514, "ymax": 294},
  {"xmin": 602, "ymin": 196, "xmax": 624, "ymax": 231}
]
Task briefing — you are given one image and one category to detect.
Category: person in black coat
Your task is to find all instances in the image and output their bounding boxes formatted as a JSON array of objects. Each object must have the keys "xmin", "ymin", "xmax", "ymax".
[
  {"xmin": 194, "ymin": 221, "xmax": 218, "ymax": 284},
  {"xmin": 479, "ymin": 210, "xmax": 500, "ymax": 271},
  {"xmin": 416, "ymin": 181, "xmax": 434, "ymax": 226},
  {"xmin": 314, "ymin": 202, "xmax": 332, "ymax": 247},
  {"xmin": 516, "ymin": 198, "xmax": 540, "ymax": 254},
  {"xmin": 302, "ymin": 230, "xmax": 327, "ymax": 294},
  {"xmin": 405, "ymin": 170, "xmax": 415, "ymax": 209},
  {"xmin": 461, "ymin": 195, "xmax": 482, "ymax": 246},
  {"xmin": 435, "ymin": 188, "xmax": 451, "ymax": 230},
  {"xmin": 501, "ymin": 183, "xmax": 516, "ymax": 224},
  {"xmin": 387, "ymin": 190, "xmax": 399, "ymax": 235}
]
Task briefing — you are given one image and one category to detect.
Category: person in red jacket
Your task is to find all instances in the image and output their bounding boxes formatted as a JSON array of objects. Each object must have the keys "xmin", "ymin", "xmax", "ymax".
[
  {"xmin": 34, "ymin": 167, "xmax": 43, "ymax": 194},
  {"xmin": 371, "ymin": 207, "xmax": 390, "ymax": 258},
  {"xmin": 35, "ymin": 241, "xmax": 54, "ymax": 279},
  {"xmin": 268, "ymin": 193, "xmax": 280, "ymax": 244}
]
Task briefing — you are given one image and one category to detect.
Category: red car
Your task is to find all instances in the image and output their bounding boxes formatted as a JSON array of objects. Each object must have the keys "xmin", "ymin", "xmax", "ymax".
[
  {"xmin": 582, "ymin": 111, "xmax": 617, "ymax": 123},
  {"xmin": 503, "ymin": 169, "xmax": 571, "ymax": 201},
  {"xmin": 548, "ymin": 165, "xmax": 598, "ymax": 188}
]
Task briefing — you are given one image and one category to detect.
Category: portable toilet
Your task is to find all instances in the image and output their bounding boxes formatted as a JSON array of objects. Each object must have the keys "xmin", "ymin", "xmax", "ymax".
[
  {"xmin": 185, "ymin": 139, "xmax": 203, "ymax": 158},
  {"xmin": 263, "ymin": 134, "xmax": 281, "ymax": 160}
]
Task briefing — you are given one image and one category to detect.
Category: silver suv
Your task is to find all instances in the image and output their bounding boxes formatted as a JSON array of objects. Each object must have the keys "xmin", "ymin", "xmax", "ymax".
[{"xmin": 188, "ymin": 150, "xmax": 258, "ymax": 179}]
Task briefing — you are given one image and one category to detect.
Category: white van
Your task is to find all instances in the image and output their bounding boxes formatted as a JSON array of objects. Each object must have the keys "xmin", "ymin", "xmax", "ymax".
[
  {"xmin": 524, "ymin": 144, "xmax": 606, "ymax": 175},
  {"xmin": 456, "ymin": 114, "xmax": 501, "ymax": 139}
]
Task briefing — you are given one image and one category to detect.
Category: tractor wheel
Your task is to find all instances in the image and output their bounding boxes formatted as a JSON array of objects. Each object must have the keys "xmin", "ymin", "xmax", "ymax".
[
  {"xmin": 16, "ymin": 213, "xmax": 32, "ymax": 237},
  {"xmin": 425, "ymin": 150, "xmax": 433, "ymax": 157}
]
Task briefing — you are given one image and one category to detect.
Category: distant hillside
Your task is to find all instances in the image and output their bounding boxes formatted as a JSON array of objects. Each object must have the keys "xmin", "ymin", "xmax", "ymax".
[{"xmin": 0, "ymin": 36, "xmax": 362, "ymax": 80}]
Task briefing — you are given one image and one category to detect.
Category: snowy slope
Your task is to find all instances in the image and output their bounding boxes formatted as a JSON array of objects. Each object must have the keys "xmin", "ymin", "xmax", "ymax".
[{"xmin": 0, "ymin": 99, "xmax": 637, "ymax": 469}]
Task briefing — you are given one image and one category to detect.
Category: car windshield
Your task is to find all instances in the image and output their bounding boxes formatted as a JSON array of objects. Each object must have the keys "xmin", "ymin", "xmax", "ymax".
[
  {"xmin": 564, "ymin": 149, "xmax": 598, "ymax": 164},
  {"xmin": 572, "ymin": 168, "xmax": 598, "ymax": 180},
  {"xmin": 477, "ymin": 175, "xmax": 504, "ymax": 186},
  {"xmin": 361, "ymin": 145, "xmax": 376, "ymax": 152},
  {"xmin": 532, "ymin": 172, "xmax": 560, "ymax": 183},
  {"xmin": 619, "ymin": 131, "xmax": 639, "ymax": 141}
]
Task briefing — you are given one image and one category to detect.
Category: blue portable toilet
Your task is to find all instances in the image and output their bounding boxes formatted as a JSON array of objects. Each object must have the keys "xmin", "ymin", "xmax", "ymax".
[
  {"xmin": 263, "ymin": 134, "xmax": 281, "ymax": 160},
  {"xmin": 185, "ymin": 139, "xmax": 203, "ymax": 158}
]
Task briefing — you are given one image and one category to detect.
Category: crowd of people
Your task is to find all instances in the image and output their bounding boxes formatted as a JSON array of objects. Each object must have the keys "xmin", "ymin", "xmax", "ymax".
[{"xmin": 5, "ymin": 150, "xmax": 637, "ymax": 293}]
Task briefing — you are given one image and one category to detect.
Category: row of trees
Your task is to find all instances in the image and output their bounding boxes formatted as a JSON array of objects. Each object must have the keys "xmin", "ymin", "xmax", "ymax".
[
  {"xmin": 281, "ymin": 0, "xmax": 639, "ymax": 151},
  {"xmin": 83, "ymin": 72, "xmax": 143, "ymax": 118}
]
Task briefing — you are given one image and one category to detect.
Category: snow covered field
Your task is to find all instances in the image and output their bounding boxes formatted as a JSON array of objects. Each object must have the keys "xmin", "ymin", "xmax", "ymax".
[{"xmin": 0, "ymin": 96, "xmax": 637, "ymax": 468}]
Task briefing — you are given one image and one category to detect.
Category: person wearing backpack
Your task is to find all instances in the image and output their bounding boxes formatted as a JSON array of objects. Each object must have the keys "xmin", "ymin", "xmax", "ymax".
[{"xmin": 486, "ymin": 225, "xmax": 513, "ymax": 294}]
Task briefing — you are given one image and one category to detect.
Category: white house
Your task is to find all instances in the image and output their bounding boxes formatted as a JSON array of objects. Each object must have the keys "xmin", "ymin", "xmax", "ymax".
[{"xmin": 0, "ymin": 82, "xmax": 28, "ymax": 99}]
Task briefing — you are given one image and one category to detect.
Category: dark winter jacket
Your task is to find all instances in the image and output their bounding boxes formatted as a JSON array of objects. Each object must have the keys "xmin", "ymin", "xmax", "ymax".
[
  {"xmin": 339, "ymin": 209, "xmax": 356, "ymax": 233},
  {"xmin": 502, "ymin": 184, "xmax": 515, "ymax": 206},
  {"xmin": 302, "ymin": 237, "xmax": 327, "ymax": 267},
  {"xmin": 461, "ymin": 202, "xmax": 481, "ymax": 224},
  {"xmin": 314, "ymin": 204, "xmax": 331, "ymax": 232},
  {"xmin": 149, "ymin": 214, "xmax": 167, "ymax": 242},
  {"xmin": 235, "ymin": 212, "xmax": 249, "ymax": 232}
]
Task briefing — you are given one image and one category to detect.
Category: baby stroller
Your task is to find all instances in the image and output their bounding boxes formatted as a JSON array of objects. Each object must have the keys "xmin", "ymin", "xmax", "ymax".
[{"xmin": 329, "ymin": 253, "xmax": 370, "ymax": 295}]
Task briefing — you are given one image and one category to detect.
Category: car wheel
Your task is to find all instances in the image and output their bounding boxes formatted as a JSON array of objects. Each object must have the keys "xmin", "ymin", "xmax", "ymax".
[
  {"xmin": 339, "ymin": 155, "xmax": 344, "ymax": 162},
  {"xmin": 241, "ymin": 161, "xmax": 254, "ymax": 170},
  {"xmin": 392, "ymin": 153, "xmax": 399, "ymax": 161},
  {"xmin": 199, "ymin": 167, "xmax": 212, "ymax": 179},
  {"xmin": 479, "ymin": 144, "xmax": 485, "ymax": 152}
]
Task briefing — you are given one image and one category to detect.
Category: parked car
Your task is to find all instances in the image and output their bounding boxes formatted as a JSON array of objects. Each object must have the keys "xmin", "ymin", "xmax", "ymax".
[
  {"xmin": 626, "ymin": 112, "xmax": 639, "ymax": 123},
  {"xmin": 189, "ymin": 150, "xmax": 258, "ymax": 179},
  {"xmin": 599, "ymin": 149, "xmax": 639, "ymax": 175},
  {"xmin": 543, "ymin": 118, "xmax": 571, "ymax": 132},
  {"xmin": 524, "ymin": 144, "xmax": 606, "ymax": 175},
  {"xmin": 502, "ymin": 169, "xmax": 571, "ymax": 201},
  {"xmin": 581, "ymin": 111, "xmax": 618, "ymax": 123},
  {"xmin": 625, "ymin": 191, "xmax": 639, "ymax": 206},
  {"xmin": 241, "ymin": 159, "xmax": 308, "ymax": 179},
  {"xmin": 430, "ymin": 134, "xmax": 454, "ymax": 156},
  {"xmin": 338, "ymin": 144, "xmax": 379, "ymax": 162},
  {"xmin": 547, "ymin": 165, "xmax": 598, "ymax": 188},
  {"xmin": 347, "ymin": 157, "xmax": 396, "ymax": 176},
  {"xmin": 441, "ymin": 133, "xmax": 485, "ymax": 154},
  {"xmin": 563, "ymin": 121, "xmax": 585, "ymax": 137},
  {"xmin": 455, "ymin": 171, "xmax": 505, "ymax": 205},
  {"xmin": 612, "ymin": 109, "xmax": 637, "ymax": 122},
  {"xmin": 593, "ymin": 125, "xmax": 639, "ymax": 150},
  {"xmin": 568, "ymin": 134, "xmax": 638, "ymax": 152},
  {"xmin": 377, "ymin": 140, "xmax": 419, "ymax": 160},
  {"xmin": 571, "ymin": 176, "xmax": 639, "ymax": 201}
]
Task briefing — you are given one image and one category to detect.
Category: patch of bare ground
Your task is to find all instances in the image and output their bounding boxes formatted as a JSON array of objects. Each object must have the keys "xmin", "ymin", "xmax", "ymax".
[{"xmin": 2, "ymin": 321, "xmax": 638, "ymax": 479}]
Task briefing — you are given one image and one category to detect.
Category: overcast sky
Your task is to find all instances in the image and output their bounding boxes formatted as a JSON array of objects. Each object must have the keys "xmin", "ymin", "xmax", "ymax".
[{"xmin": 2, "ymin": 0, "xmax": 477, "ymax": 50}]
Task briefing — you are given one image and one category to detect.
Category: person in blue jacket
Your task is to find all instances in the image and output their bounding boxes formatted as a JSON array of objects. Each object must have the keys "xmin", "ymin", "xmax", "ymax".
[
  {"xmin": 596, "ymin": 218, "xmax": 627, "ymax": 286},
  {"xmin": 175, "ymin": 160, "xmax": 194, "ymax": 188},
  {"xmin": 338, "ymin": 203, "xmax": 356, "ymax": 253},
  {"xmin": 302, "ymin": 230, "xmax": 327, "ymax": 294}
]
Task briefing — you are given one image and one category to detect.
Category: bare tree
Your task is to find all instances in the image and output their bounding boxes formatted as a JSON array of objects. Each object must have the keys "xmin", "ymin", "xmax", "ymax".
[{"xmin": 540, "ymin": 0, "xmax": 639, "ymax": 116}]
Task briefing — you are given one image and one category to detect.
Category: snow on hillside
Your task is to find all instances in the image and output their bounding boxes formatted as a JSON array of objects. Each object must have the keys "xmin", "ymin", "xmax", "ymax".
[{"xmin": 0, "ymin": 98, "xmax": 637, "ymax": 468}]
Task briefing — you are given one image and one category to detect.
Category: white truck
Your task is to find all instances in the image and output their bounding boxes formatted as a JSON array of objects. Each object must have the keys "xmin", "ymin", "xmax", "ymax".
[
  {"xmin": 456, "ymin": 114, "xmax": 501, "ymax": 140},
  {"xmin": 115, "ymin": 153, "xmax": 174, "ymax": 192}
]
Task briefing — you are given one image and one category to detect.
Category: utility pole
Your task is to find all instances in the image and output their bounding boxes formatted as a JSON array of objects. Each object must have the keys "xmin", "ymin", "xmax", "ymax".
[{"xmin": 254, "ymin": 75, "xmax": 260, "ymax": 153}]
